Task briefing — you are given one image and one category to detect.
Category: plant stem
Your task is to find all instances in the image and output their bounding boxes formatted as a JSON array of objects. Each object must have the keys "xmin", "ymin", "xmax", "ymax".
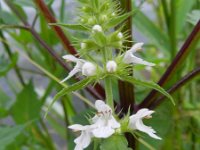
[
  {"xmin": 169, "ymin": 0, "xmax": 177, "ymax": 59},
  {"xmin": 105, "ymin": 76, "xmax": 114, "ymax": 109},
  {"xmin": 34, "ymin": 0, "xmax": 77, "ymax": 55},
  {"xmin": 0, "ymin": 31, "xmax": 25, "ymax": 86},
  {"xmin": 139, "ymin": 20, "xmax": 200, "ymax": 109}
]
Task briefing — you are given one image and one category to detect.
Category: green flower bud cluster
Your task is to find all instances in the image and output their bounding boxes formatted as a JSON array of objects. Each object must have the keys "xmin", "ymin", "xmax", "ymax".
[{"xmin": 69, "ymin": 0, "xmax": 131, "ymax": 79}]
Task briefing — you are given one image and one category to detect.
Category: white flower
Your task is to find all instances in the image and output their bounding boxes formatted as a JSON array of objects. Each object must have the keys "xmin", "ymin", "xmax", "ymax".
[
  {"xmin": 92, "ymin": 24, "xmax": 103, "ymax": 32},
  {"xmin": 117, "ymin": 32, "xmax": 123, "ymax": 39},
  {"xmin": 92, "ymin": 100, "xmax": 120, "ymax": 138},
  {"xmin": 129, "ymin": 108, "xmax": 161, "ymax": 140},
  {"xmin": 82, "ymin": 62, "xmax": 96, "ymax": 76},
  {"xmin": 68, "ymin": 124, "xmax": 93, "ymax": 150},
  {"xmin": 123, "ymin": 43, "xmax": 155, "ymax": 66},
  {"xmin": 106, "ymin": 60, "xmax": 117, "ymax": 72},
  {"xmin": 61, "ymin": 55, "xmax": 96, "ymax": 83}
]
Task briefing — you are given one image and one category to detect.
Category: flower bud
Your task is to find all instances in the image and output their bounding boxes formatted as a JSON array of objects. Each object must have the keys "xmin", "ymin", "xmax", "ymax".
[
  {"xmin": 88, "ymin": 17, "xmax": 95, "ymax": 24},
  {"xmin": 92, "ymin": 25, "xmax": 103, "ymax": 32},
  {"xmin": 117, "ymin": 32, "xmax": 123, "ymax": 39},
  {"xmin": 81, "ymin": 42, "xmax": 86, "ymax": 49},
  {"xmin": 111, "ymin": 12, "xmax": 116, "ymax": 17},
  {"xmin": 106, "ymin": 60, "xmax": 117, "ymax": 73},
  {"xmin": 100, "ymin": 15, "xmax": 108, "ymax": 22},
  {"xmin": 82, "ymin": 62, "xmax": 96, "ymax": 76}
]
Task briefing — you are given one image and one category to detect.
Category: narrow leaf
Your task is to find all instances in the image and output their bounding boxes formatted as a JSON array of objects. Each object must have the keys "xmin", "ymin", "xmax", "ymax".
[
  {"xmin": 106, "ymin": 11, "xmax": 135, "ymax": 29},
  {"xmin": 49, "ymin": 23, "xmax": 89, "ymax": 31},
  {"xmin": 122, "ymin": 76, "xmax": 175, "ymax": 105}
]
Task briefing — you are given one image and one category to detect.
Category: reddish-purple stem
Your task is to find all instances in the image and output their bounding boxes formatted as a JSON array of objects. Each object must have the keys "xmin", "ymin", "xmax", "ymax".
[
  {"xmin": 150, "ymin": 67, "xmax": 200, "ymax": 109},
  {"xmin": 139, "ymin": 20, "xmax": 200, "ymax": 109}
]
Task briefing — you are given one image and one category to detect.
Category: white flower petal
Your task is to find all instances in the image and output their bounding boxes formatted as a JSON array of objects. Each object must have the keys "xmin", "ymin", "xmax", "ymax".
[
  {"xmin": 92, "ymin": 126, "xmax": 115, "ymax": 138},
  {"xmin": 60, "ymin": 62, "xmax": 83, "ymax": 83},
  {"xmin": 135, "ymin": 120, "xmax": 161, "ymax": 140},
  {"xmin": 69, "ymin": 124, "xmax": 93, "ymax": 150},
  {"xmin": 108, "ymin": 116, "xmax": 120, "ymax": 128},
  {"xmin": 129, "ymin": 56, "xmax": 155, "ymax": 66},
  {"xmin": 68, "ymin": 124, "xmax": 86, "ymax": 131},
  {"xmin": 129, "ymin": 43, "xmax": 144, "ymax": 53},
  {"xmin": 95, "ymin": 100, "xmax": 111, "ymax": 113},
  {"xmin": 62, "ymin": 54, "xmax": 80, "ymax": 62},
  {"xmin": 74, "ymin": 130, "xmax": 92, "ymax": 149},
  {"xmin": 134, "ymin": 108, "xmax": 154, "ymax": 119},
  {"xmin": 74, "ymin": 144, "xmax": 83, "ymax": 150}
]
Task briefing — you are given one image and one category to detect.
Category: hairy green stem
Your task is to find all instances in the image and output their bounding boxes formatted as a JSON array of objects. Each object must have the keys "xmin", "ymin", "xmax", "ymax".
[{"xmin": 105, "ymin": 76, "xmax": 114, "ymax": 109}]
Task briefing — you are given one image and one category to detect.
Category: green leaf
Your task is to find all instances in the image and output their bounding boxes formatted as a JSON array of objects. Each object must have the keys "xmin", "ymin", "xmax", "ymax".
[
  {"xmin": 122, "ymin": 76, "xmax": 175, "ymax": 105},
  {"xmin": 0, "ymin": 88, "xmax": 13, "ymax": 118},
  {"xmin": 10, "ymin": 82, "xmax": 42, "ymax": 124},
  {"xmin": 0, "ymin": 125, "xmax": 25, "ymax": 150},
  {"xmin": 0, "ymin": 10, "xmax": 19, "ymax": 25},
  {"xmin": 133, "ymin": 11, "xmax": 169, "ymax": 52},
  {"xmin": 49, "ymin": 23, "xmax": 89, "ymax": 31},
  {"xmin": 106, "ymin": 11, "xmax": 135, "ymax": 29},
  {"xmin": 187, "ymin": 10, "xmax": 200, "ymax": 26},
  {"xmin": 0, "ymin": 52, "xmax": 18, "ymax": 77},
  {"xmin": 100, "ymin": 135, "xmax": 131, "ymax": 150},
  {"xmin": 45, "ymin": 78, "xmax": 94, "ymax": 118},
  {"xmin": 176, "ymin": 0, "xmax": 195, "ymax": 32}
]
